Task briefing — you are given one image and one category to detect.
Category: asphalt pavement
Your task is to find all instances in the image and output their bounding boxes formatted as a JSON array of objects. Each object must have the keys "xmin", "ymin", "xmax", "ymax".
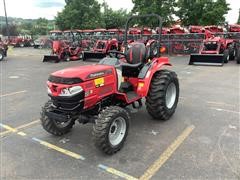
[{"xmin": 0, "ymin": 47, "xmax": 239, "ymax": 179}]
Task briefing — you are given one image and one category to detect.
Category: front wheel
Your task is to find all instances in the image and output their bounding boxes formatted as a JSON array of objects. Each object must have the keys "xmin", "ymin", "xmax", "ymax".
[
  {"xmin": 0, "ymin": 50, "xmax": 4, "ymax": 61},
  {"xmin": 146, "ymin": 70, "xmax": 179, "ymax": 120},
  {"xmin": 40, "ymin": 100, "xmax": 75, "ymax": 136},
  {"xmin": 93, "ymin": 106, "xmax": 130, "ymax": 155},
  {"xmin": 223, "ymin": 49, "xmax": 229, "ymax": 63}
]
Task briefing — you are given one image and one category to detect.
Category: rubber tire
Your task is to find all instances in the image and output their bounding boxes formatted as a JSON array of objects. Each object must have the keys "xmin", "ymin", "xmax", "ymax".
[
  {"xmin": 229, "ymin": 48, "xmax": 235, "ymax": 60},
  {"xmin": 236, "ymin": 48, "xmax": 240, "ymax": 64},
  {"xmin": 0, "ymin": 50, "xmax": 4, "ymax": 61},
  {"xmin": 146, "ymin": 70, "xmax": 179, "ymax": 120},
  {"xmin": 19, "ymin": 43, "xmax": 24, "ymax": 48},
  {"xmin": 223, "ymin": 49, "xmax": 229, "ymax": 63},
  {"xmin": 93, "ymin": 106, "xmax": 130, "ymax": 155},
  {"xmin": 40, "ymin": 100, "xmax": 75, "ymax": 136}
]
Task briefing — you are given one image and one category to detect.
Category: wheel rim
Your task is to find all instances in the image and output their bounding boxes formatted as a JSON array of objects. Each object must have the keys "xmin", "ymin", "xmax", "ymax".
[
  {"xmin": 109, "ymin": 117, "xmax": 126, "ymax": 146},
  {"xmin": 165, "ymin": 82, "xmax": 177, "ymax": 109}
]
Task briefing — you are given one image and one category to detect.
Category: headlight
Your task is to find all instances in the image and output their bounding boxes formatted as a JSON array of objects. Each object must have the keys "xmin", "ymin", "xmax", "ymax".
[
  {"xmin": 59, "ymin": 86, "xmax": 83, "ymax": 97},
  {"xmin": 47, "ymin": 86, "xmax": 52, "ymax": 95}
]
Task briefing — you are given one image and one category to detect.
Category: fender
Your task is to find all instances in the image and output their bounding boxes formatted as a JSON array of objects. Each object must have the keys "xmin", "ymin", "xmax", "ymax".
[{"xmin": 137, "ymin": 56, "xmax": 171, "ymax": 97}]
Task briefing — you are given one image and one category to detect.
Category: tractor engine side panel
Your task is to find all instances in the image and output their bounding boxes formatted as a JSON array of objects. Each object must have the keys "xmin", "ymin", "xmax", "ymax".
[{"xmin": 83, "ymin": 72, "xmax": 118, "ymax": 109}]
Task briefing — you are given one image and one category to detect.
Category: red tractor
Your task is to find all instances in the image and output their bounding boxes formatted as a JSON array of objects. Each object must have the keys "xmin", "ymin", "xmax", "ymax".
[
  {"xmin": 82, "ymin": 38, "xmax": 119, "ymax": 60},
  {"xmin": 169, "ymin": 26, "xmax": 186, "ymax": 34},
  {"xmin": 0, "ymin": 40, "xmax": 8, "ymax": 61},
  {"xmin": 189, "ymin": 32, "xmax": 235, "ymax": 66},
  {"xmin": 229, "ymin": 24, "xmax": 240, "ymax": 32},
  {"xmin": 9, "ymin": 36, "xmax": 33, "ymax": 47},
  {"xmin": 189, "ymin": 26, "xmax": 205, "ymax": 33},
  {"xmin": 43, "ymin": 30, "xmax": 82, "ymax": 63},
  {"xmin": 204, "ymin": 25, "xmax": 223, "ymax": 33},
  {"xmin": 40, "ymin": 14, "xmax": 179, "ymax": 155}
]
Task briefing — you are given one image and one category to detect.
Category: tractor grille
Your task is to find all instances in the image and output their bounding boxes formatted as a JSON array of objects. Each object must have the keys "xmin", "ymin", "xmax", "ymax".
[
  {"xmin": 48, "ymin": 75, "xmax": 82, "ymax": 85},
  {"xmin": 50, "ymin": 91, "xmax": 84, "ymax": 111}
]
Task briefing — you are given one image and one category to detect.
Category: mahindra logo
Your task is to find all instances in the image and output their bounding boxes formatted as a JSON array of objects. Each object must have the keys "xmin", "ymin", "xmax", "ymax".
[{"xmin": 89, "ymin": 72, "xmax": 105, "ymax": 78}]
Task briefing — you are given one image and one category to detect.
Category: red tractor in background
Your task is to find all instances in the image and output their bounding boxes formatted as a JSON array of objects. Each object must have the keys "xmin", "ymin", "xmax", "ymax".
[
  {"xmin": 82, "ymin": 37, "xmax": 119, "ymax": 60},
  {"xmin": 49, "ymin": 30, "xmax": 63, "ymax": 40},
  {"xmin": 189, "ymin": 26, "xmax": 205, "ymax": 33},
  {"xmin": 9, "ymin": 36, "xmax": 34, "ymax": 47},
  {"xmin": 0, "ymin": 40, "xmax": 8, "ymax": 61},
  {"xmin": 189, "ymin": 31, "xmax": 236, "ymax": 66},
  {"xmin": 40, "ymin": 14, "xmax": 179, "ymax": 155},
  {"xmin": 229, "ymin": 24, "xmax": 240, "ymax": 32},
  {"xmin": 82, "ymin": 29, "xmax": 124, "ymax": 61},
  {"xmin": 160, "ymin": 27, "xmax": 170, "ymax": 34},
  {"xmin": 169, "ymin": 26, "xmax": 186, "ymax": 34},
  {"xmin": 204, "ymin": 26, "xmax": 223, "ymax": 33},
  {"xmin": 43, "ymin": 30, "xmax": 82, "ymax": 63},
  {"xmin": 106, "ymin": 29, "xmax": 124, "ymax": 36}
]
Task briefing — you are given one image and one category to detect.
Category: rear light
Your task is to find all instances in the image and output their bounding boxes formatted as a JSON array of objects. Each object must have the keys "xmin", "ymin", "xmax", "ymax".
[{"xmin": 160, "ymin": 46, "xmax": 166, "ymax": 53}]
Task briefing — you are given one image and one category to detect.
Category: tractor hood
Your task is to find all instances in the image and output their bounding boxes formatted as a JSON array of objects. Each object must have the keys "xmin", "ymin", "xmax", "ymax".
[{"xmin": 51, "ymin": 65, "xmax": 114, "ymax": 81}]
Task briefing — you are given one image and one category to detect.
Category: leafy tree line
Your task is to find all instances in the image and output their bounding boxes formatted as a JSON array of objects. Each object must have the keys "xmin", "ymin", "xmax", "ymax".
[
  {"xmin": 0, "ymin": 18, "xmax": 55, "ymax": 36},
  {"xmin": 56, "ymin": 0, "xmax": 232, "ymax": 30},
  {"xmin": 0, "ymin": 0, "xmax": 236, "ymax": 36}
]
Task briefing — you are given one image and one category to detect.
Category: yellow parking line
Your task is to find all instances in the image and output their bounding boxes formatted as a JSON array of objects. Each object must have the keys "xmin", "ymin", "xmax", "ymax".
[
  {"xmin": 0, "ymin": 123, "xmax": 17, "ymax": 132},
  {"xmin": 0, "ymin": 122, "xmax": 85, "ymax": 160},
  {"xmin": 0, "ymin": 130, "xmax": 12, "ymax": 136},
  {"xmin": 17, "ymin": 132, "xmax": 27, "ymax": 136},
  {"xmin": 0, "ymin": 90, "xmax": 27, "ymax": 98},
  {"xmin": 32, "ymin": 137, "xmax": 85, "ymax": 160},
  {"xmin": 15, "ymin": 119, "xmax": 40, "ymax": 130},
  {"xmin": 139, "ymin": 125, "xmax": 195, "ymax": 180},
  {"xmin": 0, "ymin": 119, "xmax": 40, "ymax": 137},
  {"xmin": 98, "ymin": 164, "xmax": 138, "ymax": 180}
]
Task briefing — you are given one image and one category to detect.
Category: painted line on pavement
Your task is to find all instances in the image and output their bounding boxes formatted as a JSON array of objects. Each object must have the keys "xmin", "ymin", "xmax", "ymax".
[
  {"xmin": 0, "ymin": 119, "xmax": 40, "ymax": 137},
  {"xmin": 139, "ymin": 125, "xmax": 195, "ymax": 180},
  {"xmin": 211, "ymin": 108, "xmax": 240, "ymax": 114},
  {"xmin": 0, "ymin": 122, "xmax": 85, "ymax": 161},
  {"xmin": 32, "ymin": 137, "xmax": 85, "ymax": 160},
  {"xmin": 0, "ymin": 90, "xmax": 27, "ymax": 98},
  {"xmin": 98, "ymin": 164, "xmax": 138, "ymax": 180}
]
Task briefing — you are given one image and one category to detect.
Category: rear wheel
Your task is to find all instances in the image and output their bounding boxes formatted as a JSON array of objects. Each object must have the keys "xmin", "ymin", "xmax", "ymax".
[
  {"xmin": 229, "ymin": 48, "xmax": 235, "ymax": 60},
  {"xmin": 40, "ymin": 100, "xmax": 75, "ymax": 136},
  {"xmin": 19, "ymin": 43, "xmax": 24, "ymax": 48},
  {"xmin": 0, "ymin": 50, "xmax": 4, "ymax": 61},
  {"xmin": 236, "ymin": 48, "xmax": 240, "ymax": 64},
  {"xmin": 223, "ymin": 49, "xmax": 229, "ymax": 63},
  {"xmin": 93, "ymin": 106, "xmax": 129, "ymax": 155},
  {"xmin": 146, "ymin": 70, "xmax": 179, "ymax": 120}
]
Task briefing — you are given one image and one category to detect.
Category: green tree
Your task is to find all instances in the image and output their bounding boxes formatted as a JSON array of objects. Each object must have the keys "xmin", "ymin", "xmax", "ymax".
[
  {"xmin": 102, "ymin": 1, "xmax": 129, "ymax": 29},
  {"xmin": 131, "ymin": 0, "xmax": 176, "ymax": 26},
  {"xmin": 176, "ymin": 0, "xmax": 230, "ymax": 26},
  {"xmin": 55, "ymin": 0, "xmax": 104, "ymax": 30},
  {"xmin": 1, "ymin": 24, "xmax": 19, "ymax": 36},
  {"xmin": 19, "ymin": 22, "xmax": 34, "ymax": 35},
  {"xmin": 32, "ymin": 18, "xmax": 49, "ymax": 35}
]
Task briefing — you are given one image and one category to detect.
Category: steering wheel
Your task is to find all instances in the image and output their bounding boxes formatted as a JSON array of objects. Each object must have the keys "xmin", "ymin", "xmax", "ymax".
[{"xmin": 107, "ymin": 50, "xmax": 126, "ymax": 58}]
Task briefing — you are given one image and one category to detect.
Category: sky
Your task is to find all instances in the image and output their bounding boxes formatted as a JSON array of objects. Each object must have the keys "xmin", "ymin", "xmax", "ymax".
[{"xmin": 0, "ymin": 0, "xmax": 239, "ymax": 24}]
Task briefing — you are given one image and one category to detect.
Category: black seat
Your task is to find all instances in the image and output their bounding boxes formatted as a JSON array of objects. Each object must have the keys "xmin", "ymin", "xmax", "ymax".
[{"xmin": 122, "ymin": 43, "xmax": 147, "ymax": 77}]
